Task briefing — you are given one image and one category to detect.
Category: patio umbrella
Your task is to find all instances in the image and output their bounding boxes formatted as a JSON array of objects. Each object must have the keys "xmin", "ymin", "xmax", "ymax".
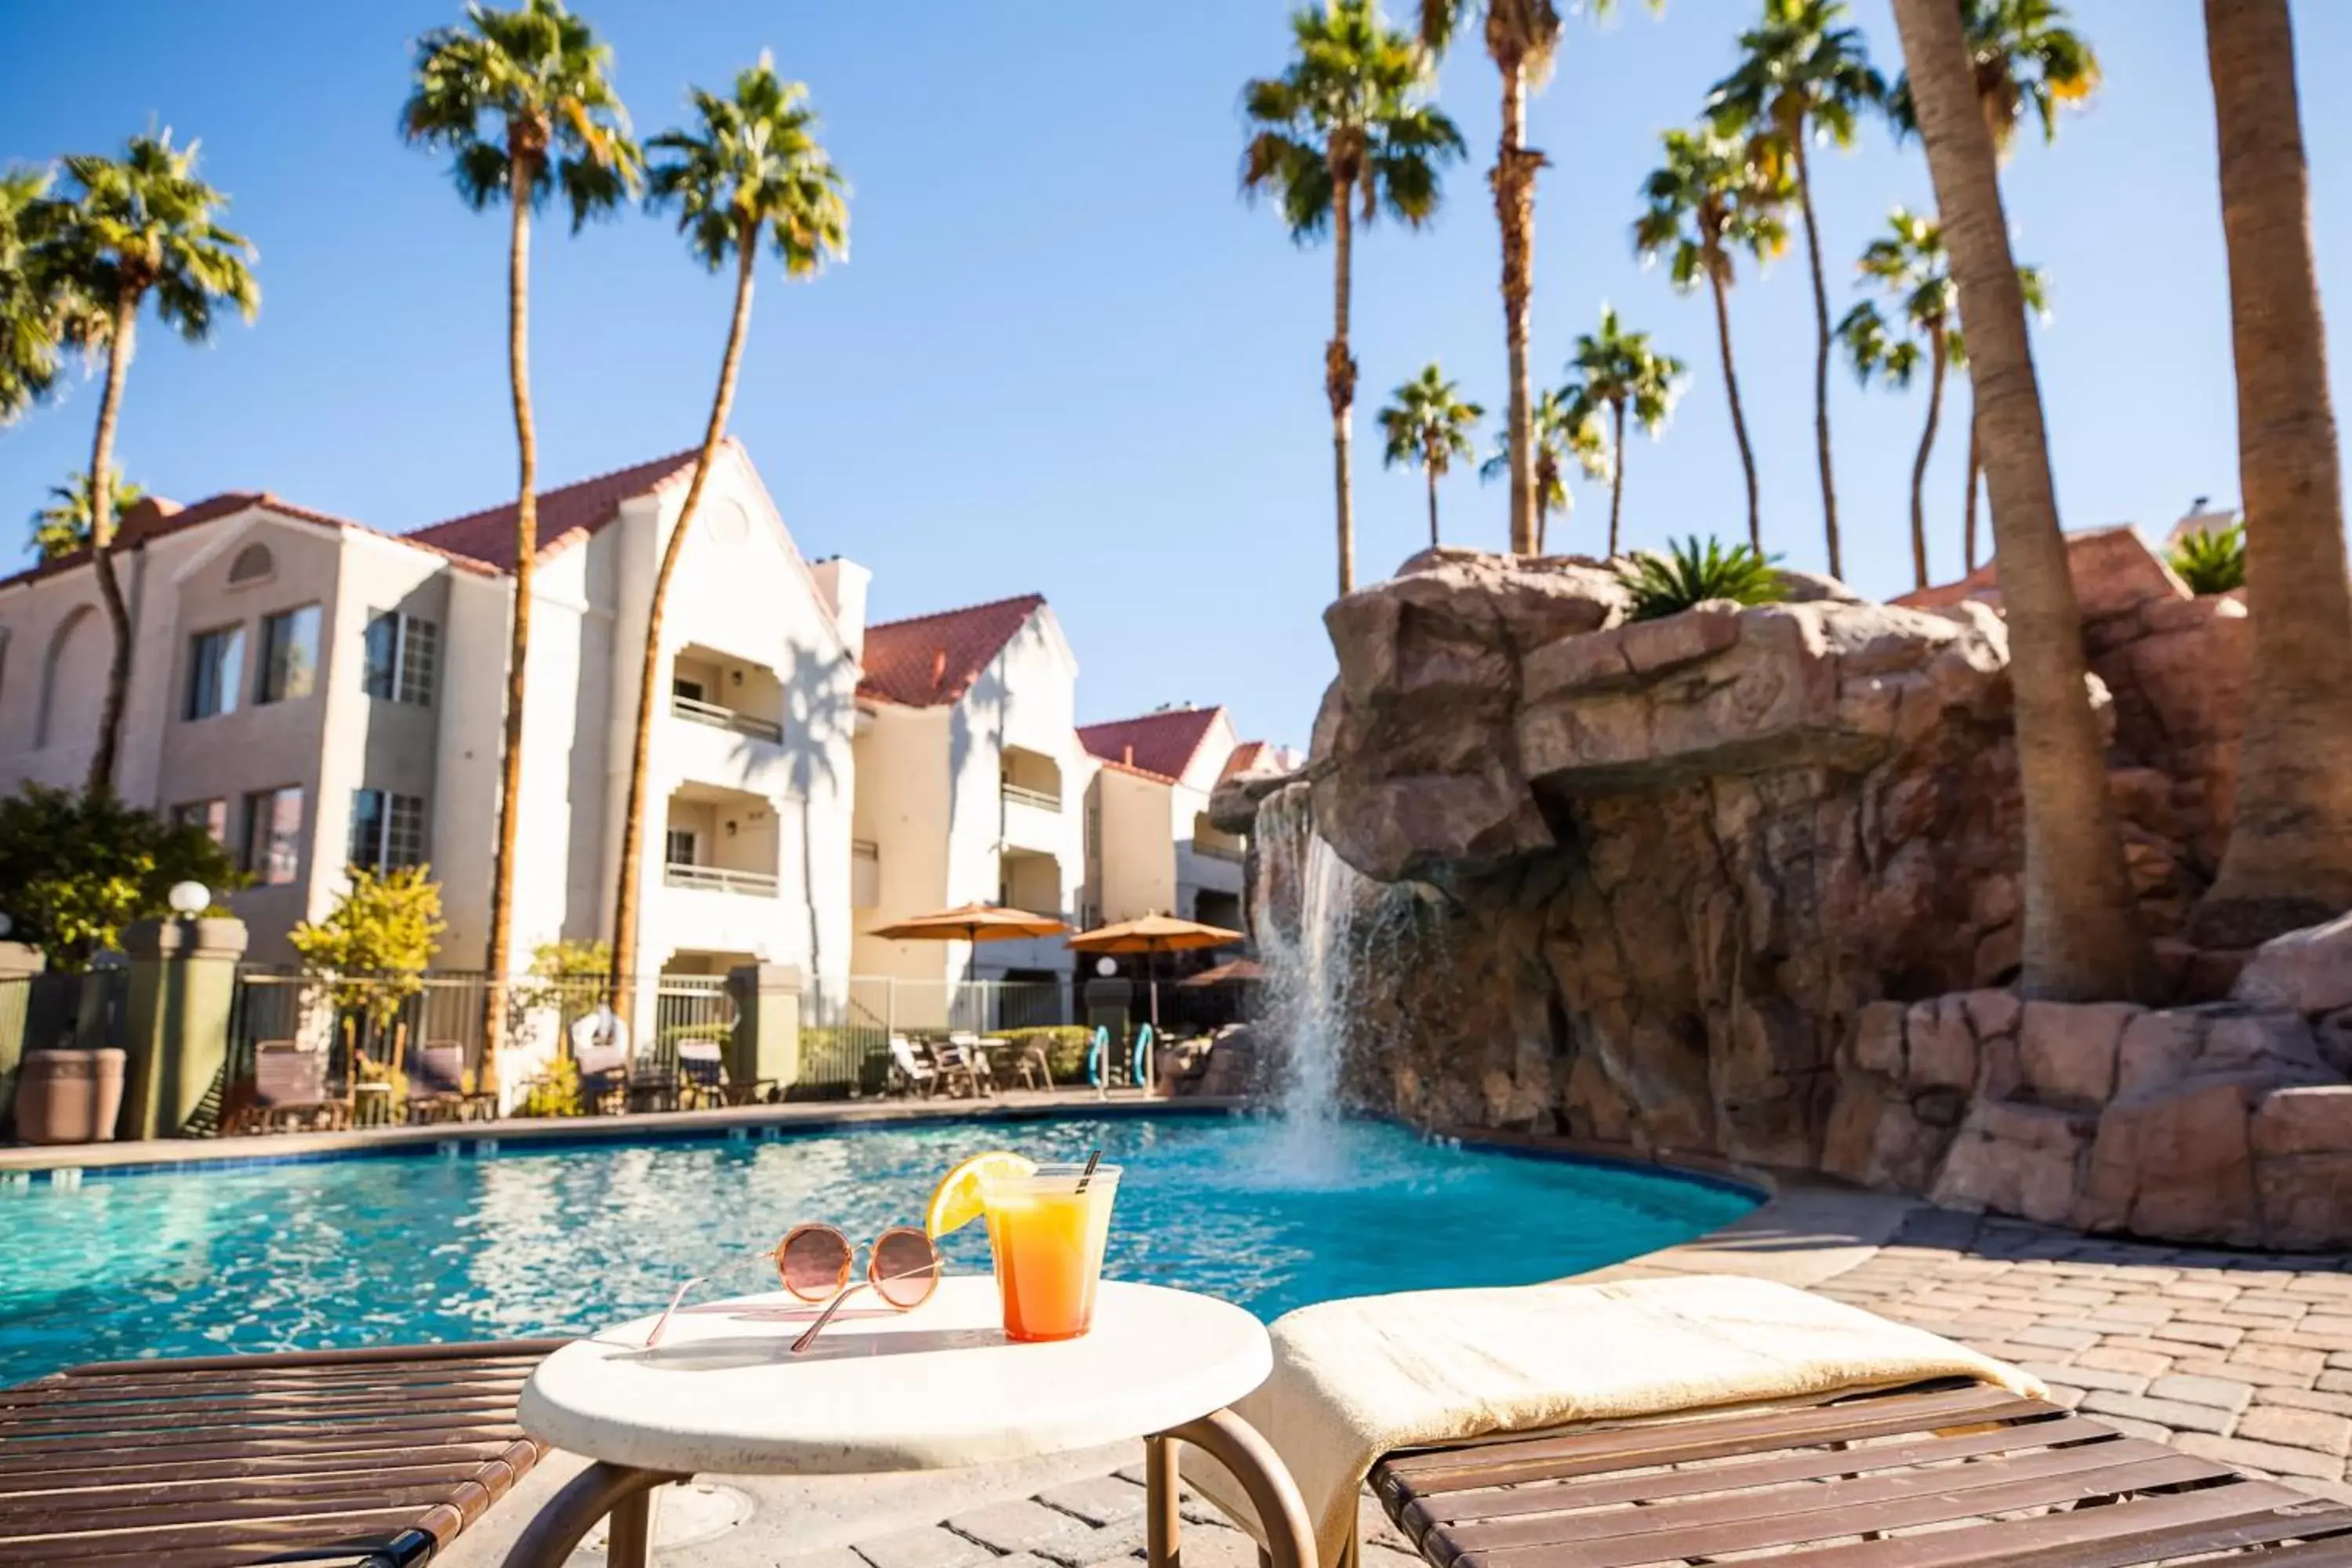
[
  {"xmin": 866, "ymin": 904, "xmax": 1071, "ymax": 1024},
  {"xmin": 1178, "ymin": 957, "xmax": 1265, "ymax": 987},
  {"xmin": 1067, "ymin": 913, "xmax": 1244, "ymax": 1029}
]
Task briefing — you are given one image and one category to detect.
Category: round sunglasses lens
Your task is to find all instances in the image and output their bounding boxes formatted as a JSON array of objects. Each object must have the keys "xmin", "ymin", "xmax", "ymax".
[
  {"xmin": 870, "ymin": 1229, "xmax": 940, "ymax": 1309},
  {"xmin": 779, "ymin": 1228, "xmax": 852, "ymax": 1300}
]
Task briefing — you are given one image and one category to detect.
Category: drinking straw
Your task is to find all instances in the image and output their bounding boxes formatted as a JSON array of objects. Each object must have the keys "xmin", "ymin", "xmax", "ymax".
[{"xmin": 1075, "ymin": 1149, "xmax": 1102, "ymax": 1193}]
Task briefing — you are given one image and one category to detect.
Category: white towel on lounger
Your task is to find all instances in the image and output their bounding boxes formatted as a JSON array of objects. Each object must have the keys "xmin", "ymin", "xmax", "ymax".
[{"xmin": 1181, "ymin": 1272, "xmax": 2046, "ymax": 1568}]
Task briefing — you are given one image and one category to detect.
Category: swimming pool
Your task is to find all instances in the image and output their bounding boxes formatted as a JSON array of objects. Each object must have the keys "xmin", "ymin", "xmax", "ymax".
[{"xmin": 0, "ymin": 1113, "xmax": 1755, "ymax": 1383}]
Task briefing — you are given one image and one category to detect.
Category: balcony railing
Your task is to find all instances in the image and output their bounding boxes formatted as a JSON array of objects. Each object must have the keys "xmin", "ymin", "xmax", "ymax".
[
  {"xmin": 664, "ymin": 862, "xmax": 779, "ymax": 897},
  {"xmin": 1001, "ymin": 782, "xmax": 1062, "ymax": 813},
  {"xmin": 673, "ymin": 693, "xmax": 783, "ymax": 745},
  {"xmin": 1191, "ymin": 840, "xmax": 1245, "ymax": 862}
]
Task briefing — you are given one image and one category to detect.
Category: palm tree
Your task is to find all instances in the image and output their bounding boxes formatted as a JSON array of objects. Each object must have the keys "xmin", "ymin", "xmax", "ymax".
[
  {"xmin": 607, "ymin": 56, "xmax": 848, "ymax": 1018},
  {"xmin": 1562, "ymin": 307, "xmax": 1686, "ymax": 557},
  {"xmin": 1633, "ymin": 127, "xmax": 1788, "ymax": 550},
  {"xmin": 403, "ymin": 0, "xmax": 640, "ymax": 1083},
  {"xmin": 1378, "ymin": 363, "xmax": 1483, "ymax": 547},
  {"xmin": 1888, "ymin": 0, "xmax": 2155, "ymax": 1002},
  {"xmin": 1243, "ymin": 0, "xmax": 1465, "ymax": 598},
  {"xmin": 0, "ymin": 165, "xmax": 77, "ymax": 426},
  {"xmin": 1414, "ymin": 0, "xmax": 1646, "ymax": 560},
  {"xmin": 29, "ymin": 133, "xmax": 257, "ymax": 797},
  {"xmin": 30, "ymin": 468, "xmax": 145, "ymax": 561},
  {"xmin": 1481, "ymin": 387, "xmax": 1608, "ymax": 554},
  {"xmin": 2190, "ymin": 0, "xmax": 2352, "ymax": 946},
  {"xmin": 1889, "ymin": 0, "xmax": 2099, "ymax": 575},
  {"xmin": 1708, "ymin": 0, "xmax": 1885, "ymax": 580}
]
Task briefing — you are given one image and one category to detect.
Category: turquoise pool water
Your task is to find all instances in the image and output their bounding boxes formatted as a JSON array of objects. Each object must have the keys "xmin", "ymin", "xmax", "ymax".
[{"xmin": 0, "ymin": 1115, "xmax": 1755, "ymax": 1382}]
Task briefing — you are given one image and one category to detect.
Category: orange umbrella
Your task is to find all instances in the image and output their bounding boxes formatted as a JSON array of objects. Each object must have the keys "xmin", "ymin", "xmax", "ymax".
[
  {"xmin": 867, "ymin": 903, "xmax": 1070, "ymax": 993},
  {"xmin": 1179, "ymin": 957, "xmax": 1265, "ymax": 987},
  {"xmin": 1068, "ymin": 914, "xmax": 1244, "ymax": 1028}
]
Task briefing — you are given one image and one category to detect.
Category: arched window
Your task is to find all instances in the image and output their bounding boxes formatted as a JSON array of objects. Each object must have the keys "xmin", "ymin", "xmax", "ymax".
[
  {"xmin": 227, "ymin": 543, "xmax": 274, "ymax": 584},
  {"xmin": 38, "ymin": 605, "xmax": 100, "ymax": 749}
]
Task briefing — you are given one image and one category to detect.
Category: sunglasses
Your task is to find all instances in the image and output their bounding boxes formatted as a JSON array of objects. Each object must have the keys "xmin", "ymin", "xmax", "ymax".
[{"xmin": 644, "ymin": 1222, "xmax": 943, "ymax": 1354}]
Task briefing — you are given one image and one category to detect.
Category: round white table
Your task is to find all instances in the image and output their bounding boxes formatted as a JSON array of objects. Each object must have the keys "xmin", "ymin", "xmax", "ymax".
[{"xmin": 502, "ymin": 1277, "xmax": 1316, "ymax": 1568}]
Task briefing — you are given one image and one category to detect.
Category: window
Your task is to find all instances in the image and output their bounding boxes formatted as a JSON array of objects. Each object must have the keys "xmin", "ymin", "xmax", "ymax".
[
  {"xmin": 256, "ymin": 604, "xmax": 320, "ymax": 703},
  {"xmin": 672, "ymin": 677, "xmax": 706, "ymax": 704},
  {"xmin": 172, "ymin": 799, "xmax": 227, "ymax": 845},
  {"xmin": 362, "ymin": 611, "xmax": 437, "ymax": 705},
  {"xmin": 664, "ymin": 828, "xmax": 699, "ymax": 867},
  {"xmin": 227, "ymin": 543, "xmax": 274, "ymax": 584},
  {"xmin": 185, "ymin": 625, "xmax": 245, "ymax": 720},
  {"xmin": 347, "ymin": 788, "xmax": 426, "ymax": 871},
  {"xmin": 240, "ymin": 786, "xmax": 303, "ymax": 885}
]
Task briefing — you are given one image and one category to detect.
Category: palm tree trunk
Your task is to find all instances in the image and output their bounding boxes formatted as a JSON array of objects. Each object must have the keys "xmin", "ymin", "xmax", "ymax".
[
  {"xmin": 1327, "ymin": 172, "xmax": 1358, "ymax": 598},
  {"xmin": 610, "ymin": 237, "xmax": 760, "ymax": 1018},
  {"xmin": 1608, "ymin": 401, "xmax": 1628, "ymax": 557},
  {"xmin": 1909, "ymin": 327, "xmax": 1948, "ymax": 590},
  {"xmin": 1962, "ymin": 403, "xmax": 1981, "ymax": 572},
  {"xmin": 2193, "ymin": 0, "xmax": 2352, "ymax": 945},
  {"xmin": 479, "ymin": 157, "xmax": 540, "ymax": 1093},
  {"xmin": 1496, "ymin": 60, "xmax": 1539, "ymax": 557},
  {"xmin": 1789, "ymin": 129, "xmax": 1842, "ymax": 579},
  {"xmin": 1426, "ymin": 463, "xmax": 1441, "ymax": 548},
  {"xmin": 1705, "ymin": 251, "xmax": 1762, "ymax": 550},
  {"xmin": 1892, "ymin": 0, "xmax": 2158, "ymax": 1002},
  {"xmin": 84, "ymin": 288, "xmax": 139, "ymax": 798}
]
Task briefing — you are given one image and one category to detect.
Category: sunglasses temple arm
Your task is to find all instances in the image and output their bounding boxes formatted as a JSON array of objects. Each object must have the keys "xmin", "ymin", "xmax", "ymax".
[
  {"xmin": 789, "ymin": 1279, "xmax": 873, "ymax": 1355},
  {"xmin": 645, "ymin": 1276, "xmax": 706, "ymax": 1349}
]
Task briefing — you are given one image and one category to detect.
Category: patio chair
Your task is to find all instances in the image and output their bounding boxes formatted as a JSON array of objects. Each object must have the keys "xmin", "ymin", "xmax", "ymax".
[
  {"xmin": 233, "ymin": 1042, "xmax": 350, "ymax": 1134},
  {"xmin": 406, "ymin": 1040, "xmax": 494, "ymax": 1124},
  {"xmin": 945, "ymin": 1033, "xmax": 999, "ymax": 1096},
  {"xmin": 675, "ymin": 1039, "xmax": 726, "ymax": 1109},
  {"xmin": 0, "ymin": 1338, "xmax": 567, "ymax": 1566},
  {"xmin": 927, "ymin": 1037, "xmax": 985, "ymax": 1099},
  {"xmin": 887, "ymin": 1035, "xmax": 938, "ymax": 1098},
  {"xmin": 1185, "ymin": 1275, "xmax": 2352, "ymax": 1568},
  {"xmin": 571, "ymin": 1034, "xmax": 629, "ymax": 1116}
]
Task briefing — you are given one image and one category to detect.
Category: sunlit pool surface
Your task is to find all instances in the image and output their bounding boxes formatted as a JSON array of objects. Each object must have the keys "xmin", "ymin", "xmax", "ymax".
[{"xmin": 0, "ymin": 1114, "xmax": 1755, "ymax": 1382}]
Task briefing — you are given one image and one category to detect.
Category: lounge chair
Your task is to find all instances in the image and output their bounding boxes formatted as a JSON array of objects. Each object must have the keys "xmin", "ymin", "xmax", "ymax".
[
  {"xmin": 1183, "ymin": 1275, "xmax": 2352, "ymax": 1568},
  {"xmin": 0, "ymin": 1338, "xmax": 566, "ymax": 1566},
  {"xmin": 943, "ymin": 1033, "xmax": 997, "ymax": 1097},
  {"xmin": 570, "ymin": 1035, "xmax": 628, "ymax": 1116},
  {"xmin": 887, "ymin": 1035, "xmax": 938, "ymax": 1098},
  {"xmin": 232, "ymin": 1042, "xmax": 350, "ymax": 1134},
  {"xmin": 406, "ymin": 1040, "xmax": 495, "ymax": 1124}
]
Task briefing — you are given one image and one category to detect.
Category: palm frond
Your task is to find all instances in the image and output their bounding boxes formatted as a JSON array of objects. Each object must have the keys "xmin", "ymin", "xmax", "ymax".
[
  {"xmin": 1616, "ymin": 535, "xmax": 1786, "ymax": 619},
  {"xmin": 2168, "ymin": 522, "xmax": 2245, "ymax": 596},
  {"xmin": 646, "ymin": 54, "xmax": 849, "ymax": 278}
]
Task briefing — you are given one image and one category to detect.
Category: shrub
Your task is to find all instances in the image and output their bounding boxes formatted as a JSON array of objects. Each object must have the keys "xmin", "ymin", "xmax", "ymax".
[
  {"xmin": 2169, "ymin": 522, "xmax": 2245, "ymax": 595},
  {"xmin": 998, "ymin": 1025, "xmax": 1097, "ymax": 1082},
  {"xmin": 289, "ymin": 864, "xmax": 446, "ymax": 1026},
  {"xmin": 0, "ymin": 785, "xmax": 243, "ymax": 968},
  {"xmin": 1616, "ymin": 535, "xmax": 1787, "ymax": 622}
]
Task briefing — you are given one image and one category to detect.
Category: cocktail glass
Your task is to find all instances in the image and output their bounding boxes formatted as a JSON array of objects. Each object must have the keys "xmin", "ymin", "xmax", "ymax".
[{"xmin": 978, "ymin": 1161, "xmax": 1121, "ymax": 1341}]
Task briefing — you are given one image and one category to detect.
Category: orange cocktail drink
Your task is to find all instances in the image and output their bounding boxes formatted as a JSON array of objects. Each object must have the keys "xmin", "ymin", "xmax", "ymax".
[{"xmin": 978, "ymin": 1163, "xmax": 1120, "ymax": 1341}]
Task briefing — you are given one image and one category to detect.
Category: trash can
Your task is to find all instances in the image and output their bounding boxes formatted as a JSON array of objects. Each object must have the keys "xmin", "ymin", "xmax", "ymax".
[{"xmin": 14, "ymin": 1048, "xmax": 127, "ymax": 1144}]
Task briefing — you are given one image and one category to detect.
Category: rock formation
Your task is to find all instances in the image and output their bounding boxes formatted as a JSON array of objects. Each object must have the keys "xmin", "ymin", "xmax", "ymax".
[{"xmin": 1278, "ymin": 534, "xmax": 2352, "ymax": 1248}]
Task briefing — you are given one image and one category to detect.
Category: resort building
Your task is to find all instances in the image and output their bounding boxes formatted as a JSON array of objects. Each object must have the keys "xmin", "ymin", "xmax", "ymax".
[
  {"xmin": 1077, "ymin": 705, "xmax": 1249, "ymax": 935},
  {"xmin": 848, "ymin": 595, "xmax": 1089, "ymax": 991},
  {"xmin": 0, "ymin": 442, "xmax": 860, "ymax": 987}
]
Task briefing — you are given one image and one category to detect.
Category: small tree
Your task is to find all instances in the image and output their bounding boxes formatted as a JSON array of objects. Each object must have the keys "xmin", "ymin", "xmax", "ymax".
[
  {"xmin": 289, "ymin": 866, "xmax": 446, "ymax": 1069},
  {"xmin": 0, "ymin": 785, "xmax": 240, "ymax": 968}
]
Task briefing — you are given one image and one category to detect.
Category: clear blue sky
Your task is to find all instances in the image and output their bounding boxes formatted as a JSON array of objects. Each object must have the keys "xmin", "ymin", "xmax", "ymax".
[{"xmin": 3, "ymin": 2, "xmax": 2347, "ymax": 750}]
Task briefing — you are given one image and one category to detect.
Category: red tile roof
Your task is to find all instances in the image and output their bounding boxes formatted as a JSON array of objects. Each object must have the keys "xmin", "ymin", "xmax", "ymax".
[
  {"xmin": 403, "ymin": 445, "xmax": 708, "ymax": 570},
  {"xmin": 1078, "ymin": 706, "xmax": 1227, "ymax": 784},
  {"xmin": 858, "ymin": 593, "xmax": 1047, "ymax": 707}
]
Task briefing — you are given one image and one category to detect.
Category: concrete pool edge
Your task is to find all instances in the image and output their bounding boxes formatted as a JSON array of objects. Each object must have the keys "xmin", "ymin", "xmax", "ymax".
[{"xmin": 0, "ymin": 1091, "xmax": 1245, "ymax": 1181}]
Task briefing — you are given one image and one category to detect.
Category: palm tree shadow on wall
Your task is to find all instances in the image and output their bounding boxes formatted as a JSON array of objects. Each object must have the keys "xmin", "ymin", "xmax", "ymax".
[{"xmin": 770, "ymin": 646, "xmax": 855, "ymax": 989}]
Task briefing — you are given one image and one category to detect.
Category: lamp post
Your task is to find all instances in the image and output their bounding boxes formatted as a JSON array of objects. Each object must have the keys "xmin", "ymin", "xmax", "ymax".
[{"xmin": 167, "ymin": 883, "xmax": 210, "ymax": 918}]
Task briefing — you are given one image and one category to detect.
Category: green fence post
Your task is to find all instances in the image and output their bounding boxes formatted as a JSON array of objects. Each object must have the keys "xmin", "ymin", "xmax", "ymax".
[
  {"xmin": 121, "ymin": 916, "xmax": 249, "ymax": 1141},
  {"xmin": 728, "ymin": 964, "xmax": 803, "ymax": 1098}
]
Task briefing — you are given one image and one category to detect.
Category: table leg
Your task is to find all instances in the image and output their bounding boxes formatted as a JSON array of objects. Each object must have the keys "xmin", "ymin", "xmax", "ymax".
[
  {"xmin": 1156, "ymin": 1407, "xmax": 1318, "ymax": 1568},
  {"xmin": 1146, "ymin": 1433, "xmax": 1181, "ymax": 1568},
  {"xmin": 500, "ymin": 1461, "xmax": 685, "ymax": 1568}
]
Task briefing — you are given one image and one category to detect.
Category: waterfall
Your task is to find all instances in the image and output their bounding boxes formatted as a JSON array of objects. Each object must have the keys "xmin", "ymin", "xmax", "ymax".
[{"xmin": 1250, "ymin": 782, "xmax": 1404, "ymax": 1168}]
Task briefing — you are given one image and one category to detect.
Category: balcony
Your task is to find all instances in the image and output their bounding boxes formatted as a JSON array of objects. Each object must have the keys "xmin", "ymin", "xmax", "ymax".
[
  {"xmin": 664, "ymin": 862, "xmax": 779, "ymax": 897},
  {"xmin": 1001, "ymin": 782, "xmax": 1061, "ymax": 813},
  {"xmin": 672, "ymin": 691, "xmax": 782, "ymax": 745}
]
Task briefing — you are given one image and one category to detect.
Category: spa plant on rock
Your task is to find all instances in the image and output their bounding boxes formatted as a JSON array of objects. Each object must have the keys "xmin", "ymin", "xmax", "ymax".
[
  {"xmin": 2168, "ymin": 521, "xmax": 2246, "ymax": 595},
  {"xmin": 1617, "ymin": 535, "xmax": 1787, "ymax": 621}
]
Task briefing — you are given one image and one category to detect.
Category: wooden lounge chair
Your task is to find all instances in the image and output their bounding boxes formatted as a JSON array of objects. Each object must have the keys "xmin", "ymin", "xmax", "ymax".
[
  {"xmin": 231, "ymin": 1042, "xmax": 350, "ymax": 1135},
  {"xmin": 887, "ymin": 1035, "xmax": 939, "ymax": 1098},
  {"xmin": 1369, "ymin": 1377, "xmax": 2352, "ymax": 1568},
  {"xmin": 943, "ymin": 1033, "xmax": 997, "ymax": 1096},
  {"xmin": 0, "ymin": 1338, "xmax": 567, "ymax": 1567},
  {"xmin": 570, "ymin": 1036, "xmax": 629, "ymax": 1116},
  {"xmin": 405, "ymin": 1040, "xmax": 494, "ymax": 1125}
]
